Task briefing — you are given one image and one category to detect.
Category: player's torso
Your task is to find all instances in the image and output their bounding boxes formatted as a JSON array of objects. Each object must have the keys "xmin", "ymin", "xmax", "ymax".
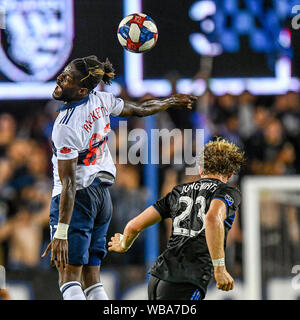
[
  {"xmin": 151, "ymin": 178, "xmax": 239, "ymax": 289},
  {"xmin": 53, "ymin": 93, "xmax": 111, "ymax": 147},
  {"xmin": 51, "ymin": 92, "xmax": 115, "ymax": 196},
  {"xmin": 168, "ymin": 178, "xmax": 223, "ymax": 249}
]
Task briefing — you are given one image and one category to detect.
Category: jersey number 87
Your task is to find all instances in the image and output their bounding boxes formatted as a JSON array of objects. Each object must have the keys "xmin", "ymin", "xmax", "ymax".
[{"xmin": 83, "ymin": 134, "xmax": 107, "ymax": 166}]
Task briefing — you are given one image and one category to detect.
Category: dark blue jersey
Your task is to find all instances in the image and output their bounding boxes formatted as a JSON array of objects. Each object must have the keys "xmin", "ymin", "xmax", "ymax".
[{"xmin": 151, "ymin": 178, "xmax": 241, "ymax": 296}]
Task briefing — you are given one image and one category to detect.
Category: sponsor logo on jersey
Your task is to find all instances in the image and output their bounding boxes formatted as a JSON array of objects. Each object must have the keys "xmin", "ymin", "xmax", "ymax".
[
  {"xmin": 0, "ymin": 0, "xmax": 74, "ymax": 81},
  {"xmin": 60, "ymin": 147, "xmax": 71, "ymax": 154}
]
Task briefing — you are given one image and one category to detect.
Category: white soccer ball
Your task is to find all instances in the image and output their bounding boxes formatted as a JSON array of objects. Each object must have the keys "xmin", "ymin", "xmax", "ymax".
[{"xmin": 117, "ymin": 13, "xmax": 158, "ymax": 53}]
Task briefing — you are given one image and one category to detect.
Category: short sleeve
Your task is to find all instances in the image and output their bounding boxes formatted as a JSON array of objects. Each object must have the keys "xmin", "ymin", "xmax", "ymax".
[
  {"xmin": 96, "ymin": 91, "xmax": 124, "ymax": 117},
  {"xmin": 52, "ymin": 124, "xmax": 80, "ymax": 160},
  {"xmin": 109, "ymin": 95, "xmax": 124, "ymax": 116},
  {"xmin": 212, "ymin": 186, "xmax": 241, "ymax": 228},
  {"xmin": 153, "ymin": 186, "xmax": 181, "ymax": 219},
  {"xmin": 153, "ymin": 193, "xmax": 173, "ymax": 219}
]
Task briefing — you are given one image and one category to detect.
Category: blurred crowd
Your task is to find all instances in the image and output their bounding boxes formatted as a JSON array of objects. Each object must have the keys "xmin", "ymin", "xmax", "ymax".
[{"xmin": 0, "ymin": 84, "xmax": 299, "ymax": 294}]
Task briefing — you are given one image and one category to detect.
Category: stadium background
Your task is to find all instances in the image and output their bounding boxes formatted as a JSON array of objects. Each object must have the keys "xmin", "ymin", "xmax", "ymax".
[{"xmin": 0, "ymin": 0, "xmax": 300, "ymax": 299}]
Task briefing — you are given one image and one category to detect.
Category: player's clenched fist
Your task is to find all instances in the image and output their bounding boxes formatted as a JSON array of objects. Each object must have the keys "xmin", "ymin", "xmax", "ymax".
[
  {"xmin": 108, "ymin": 233, "xmax": 128, "ymax": 253},
  {"xmin": 167, "ymin": 94, "xmax": 198, "ymax": 110},
  {"xmin": 214, "ymin": 267, "xmax": 234, "ymax": 291}
]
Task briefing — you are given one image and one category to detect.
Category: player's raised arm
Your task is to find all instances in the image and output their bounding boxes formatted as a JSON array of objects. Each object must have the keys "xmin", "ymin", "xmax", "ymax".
[
  {"xmin": 108, "ymin": 206, "xmax": 162, "ymax": 253},
  {"xmin": 118, "ymin": 93, "xmax": 198, "ymax": 117},
  {"xmin": 205, "ymin": 198, "xmax": 234, "ymax": 292}
]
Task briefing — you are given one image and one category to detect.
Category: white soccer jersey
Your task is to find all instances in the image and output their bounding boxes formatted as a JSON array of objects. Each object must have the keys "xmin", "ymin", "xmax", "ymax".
[{"xmin": 51, "ymin": 90, "xmax": 124, "ymax": 197}]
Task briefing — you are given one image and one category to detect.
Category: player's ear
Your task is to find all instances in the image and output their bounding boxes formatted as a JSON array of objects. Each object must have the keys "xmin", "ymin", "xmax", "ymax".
[
  {"xmin": 78, "ymin": 87, "xmax": 88, "ymax": 97},
  {"xmin": 198, "ymin": 165, "xmax": 204, "ymax": 176},
  {"xmin": 228, "ymin": 172, "xmax": 234, "ymax": 179}
]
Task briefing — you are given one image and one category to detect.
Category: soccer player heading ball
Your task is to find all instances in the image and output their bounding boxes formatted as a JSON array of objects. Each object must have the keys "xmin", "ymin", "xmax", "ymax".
[
  {"xmin": 109, "ymin": 138, "xmax": 245, "ymax": 300},
  {"xmin": 41, "ymin": 55, "xmax": 197, "ymax": 300}
]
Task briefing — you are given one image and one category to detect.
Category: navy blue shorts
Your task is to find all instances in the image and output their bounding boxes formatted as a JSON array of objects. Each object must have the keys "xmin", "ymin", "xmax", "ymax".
[{"xmin": 49, "ymin": 178, "xmax": 112, "ymax": 266}]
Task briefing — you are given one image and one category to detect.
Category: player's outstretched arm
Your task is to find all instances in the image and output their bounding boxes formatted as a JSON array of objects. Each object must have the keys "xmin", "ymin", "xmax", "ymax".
[
  {"xmin": 108, "ymin": 206, "xmax": 162, "ymax": 253},
  {"xmin": 118, "ymin": 94, "xmax": 198, "ymax": 117},
  {"xmin": 205, "ymin": 199, "xmax": 234, "ymax": 292}
]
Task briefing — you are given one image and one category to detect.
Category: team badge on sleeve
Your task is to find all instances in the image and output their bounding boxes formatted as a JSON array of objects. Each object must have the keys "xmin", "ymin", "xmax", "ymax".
[{"xmin": 225, "ymin": 194, "xmax": 234, "ymax": 206}]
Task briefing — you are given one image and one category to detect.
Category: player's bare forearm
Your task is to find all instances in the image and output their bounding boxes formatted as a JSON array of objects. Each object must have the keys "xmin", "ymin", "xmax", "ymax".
[
  {"xmin": 59, "ymin": 179, "xmax": 76, "ymax": 224},
  {"xmin": 121, "ymin": 99, "xmax": 169, "ymax": 117},
  {"xmin": 41, "ymin": 158, "xmax": 78, "ymax": 268},
  {"xmin": 205, "ymin": 199, "xmax": 234, "ymax": 291},
  {"xmin": 108, "ymin": 206, "xmax": 162, "ymax": 253},
  {"xmin": 119, "ymin": 94, "xmax": 198, "ymax": 117},
  {"xmin": 205, "ymin": 208, "xmax": 226, "ymax": 261},
  {"xmin": 58, "ymin": 158, "xmax": 78, "ymax": 224}
]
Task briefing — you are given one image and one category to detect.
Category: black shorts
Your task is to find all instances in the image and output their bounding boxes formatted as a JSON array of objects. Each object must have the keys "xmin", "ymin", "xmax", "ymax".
[{"xmin": 148, "ymin": 275, "xmax": 204, "ymax": 300}]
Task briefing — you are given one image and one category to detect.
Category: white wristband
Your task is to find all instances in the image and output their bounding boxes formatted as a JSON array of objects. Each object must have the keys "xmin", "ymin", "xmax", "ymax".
[
  {"xmin": 120, "ymin": 234, "xmax": 130, "ymax": 250},
  {"xmin": 54, "ymin": 223, "xmax": 69, "ymax": 240},
  {"xmin": 212, "ymin": 258, "xmax": 225, "ymax": 267}
]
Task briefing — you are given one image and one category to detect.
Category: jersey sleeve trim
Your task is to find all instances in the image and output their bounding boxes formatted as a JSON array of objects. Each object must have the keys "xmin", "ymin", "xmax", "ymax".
[
  {"xmin": 152, "ymin": 203, "xmax": 170, "ymax": 219},
  {"xmin": 224, "ymin": 213, "xmax": 236, "ymax": 228},
  {"xmin": 56, "ymin": 149, "xmax": 79, "ymax": 160},
  {"xmin": 152, "ymin": 204, "xmax": 164, "ymax": 216}
]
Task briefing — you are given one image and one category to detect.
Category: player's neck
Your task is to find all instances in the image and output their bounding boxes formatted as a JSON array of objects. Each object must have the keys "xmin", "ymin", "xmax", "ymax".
[
  {"xmin": 201, "ymin": 174, "xmax": 228, "ymax": 184},
  {"xmin": 65, "ymin": 94, "xmax": 89, "ymax": 104}
]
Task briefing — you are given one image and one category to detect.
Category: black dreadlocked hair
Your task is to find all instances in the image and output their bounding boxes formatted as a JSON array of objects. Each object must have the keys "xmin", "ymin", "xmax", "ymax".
[{"xmin": 71, "ymin": 55, "xmax": 115, "ymax": 90}]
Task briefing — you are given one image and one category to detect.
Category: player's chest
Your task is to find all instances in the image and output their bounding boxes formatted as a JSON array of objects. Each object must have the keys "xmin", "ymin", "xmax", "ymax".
[
  {"xmin": 80, "ymin": 105, "xmax": 110, "ymax": 134},
  {"xmin": 55, "ymin": 106, "xmax": 111, "ymax": 134}
]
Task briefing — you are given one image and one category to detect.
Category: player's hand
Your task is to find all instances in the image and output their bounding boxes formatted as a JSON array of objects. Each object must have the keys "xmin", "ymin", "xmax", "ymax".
[
  {"xmin": 167, "ymin": 94, "xmax": 198, "ymax": 110},
  {"xmin": 214, "ymin": 266, "xmax": 234, "ymax": 291},
  {"xmin": 41, "ymin": 238, "xmax": 69, "ymax": 269},
  {"xmin": 0, "ymin": 288, "xmax": 10, "ymax": 300},
  {"xmin": 108, "ymin": 233, "xmax": 128, "ymax": 253}
]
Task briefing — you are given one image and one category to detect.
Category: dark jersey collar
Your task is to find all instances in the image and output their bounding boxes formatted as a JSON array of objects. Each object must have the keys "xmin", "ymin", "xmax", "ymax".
[{"xmin": 56, "ymin": 95, "xmax": 89, "ymax": 112}]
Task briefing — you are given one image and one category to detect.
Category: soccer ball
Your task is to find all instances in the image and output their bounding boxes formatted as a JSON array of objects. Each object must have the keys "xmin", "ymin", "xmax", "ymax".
[{"xmin": 117, "ymin": 13, "xmax": 158, "ymax": 53}]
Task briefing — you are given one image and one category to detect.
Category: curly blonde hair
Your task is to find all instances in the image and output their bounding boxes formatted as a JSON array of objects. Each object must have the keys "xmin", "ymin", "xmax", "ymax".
[{"xmin": 198, "ymin": 138, "xmax": 245, "ymax": 176}]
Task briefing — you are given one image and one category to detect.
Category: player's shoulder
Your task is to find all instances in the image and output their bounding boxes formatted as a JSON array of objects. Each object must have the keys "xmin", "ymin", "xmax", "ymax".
[
  {"xmin": 170, "ymin": 183, "xmax": 185, "ymax": 195},
  {"xmin": 92, "ymin": 90, "xmax": 113, "ymax": 100},
  {"xmin": 215, "ymin": 183, "xmax": 241, "ymax": 206},
  {"xmin": 216, "ymin": 183, "xmax": 240, "ymax": 195},
  {"xmin": 170, "ymin": 180, "xmax": 201, "ymax": 195},
  {"xmin": 92, "ymin": 90, "xmax": 124, "ymax": 105},
  {"xmin": 52, "ymin": 121, "xmax": 79, "ymax": 140},
  {"xmin": 56, "ymin": 109, "xmax": 84, "ymax": 134}
]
